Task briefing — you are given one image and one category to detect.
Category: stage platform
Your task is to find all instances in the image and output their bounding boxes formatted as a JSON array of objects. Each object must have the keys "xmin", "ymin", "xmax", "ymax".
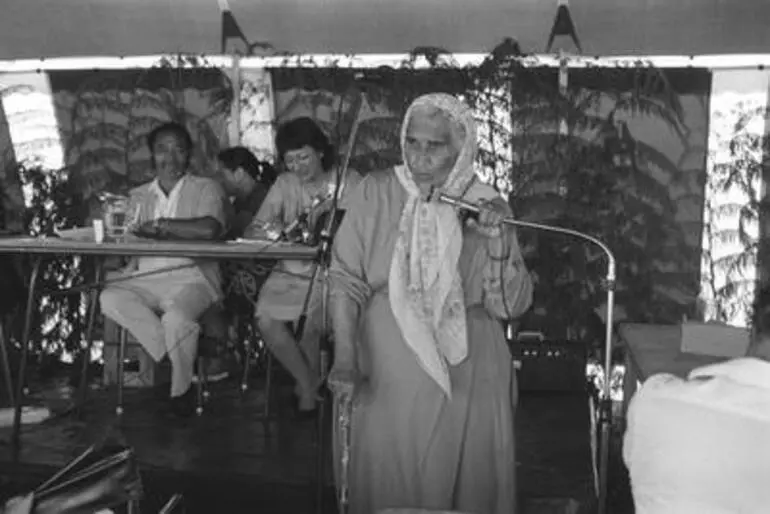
[{"xmin": 0, "ymin": 371, "xmax": 597, "ymax": 514}]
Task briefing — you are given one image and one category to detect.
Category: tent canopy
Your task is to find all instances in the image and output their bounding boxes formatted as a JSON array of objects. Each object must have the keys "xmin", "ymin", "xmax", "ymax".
[{"xmin": 3, "ymin": 0, "xmax": 770, "ymax": 60}]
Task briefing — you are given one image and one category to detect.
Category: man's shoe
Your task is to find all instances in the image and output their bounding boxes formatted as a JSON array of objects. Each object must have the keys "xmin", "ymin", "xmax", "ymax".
[{"xmin": 192, "ymin": 357, "xmax": 230, "ymax": 384}]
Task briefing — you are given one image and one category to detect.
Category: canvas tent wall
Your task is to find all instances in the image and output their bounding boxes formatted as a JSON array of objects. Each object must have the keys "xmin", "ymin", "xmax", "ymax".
[{"xmin": 2, "ymin": 0, "xmax": 770, "ymax": 59}]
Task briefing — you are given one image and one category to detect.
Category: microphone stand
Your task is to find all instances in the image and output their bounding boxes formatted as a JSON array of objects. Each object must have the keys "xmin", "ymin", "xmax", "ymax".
[
  {"xmin": 293, "ymin": 176, "xmax": 342, "ymax": 514},
  {"xmin": 292, "ymin": 174, "xmax": 341, "ymax": 514},
  {"xmin": 293, "ymin": 94, "xmax": 364, "ymax": 514},
  {"xmin": 439, "ymin": 193, "xmax": 617, "ymax": 514}
]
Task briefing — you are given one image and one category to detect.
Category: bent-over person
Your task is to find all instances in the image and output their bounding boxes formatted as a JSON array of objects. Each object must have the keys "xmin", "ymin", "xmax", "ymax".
[
  {"xmin": 197, "ymin": 146, "xmax": 278, "ymax": 382},
  {"xmin": 624, "ymin": 286, "xmax": 770, "ymax": 514}
]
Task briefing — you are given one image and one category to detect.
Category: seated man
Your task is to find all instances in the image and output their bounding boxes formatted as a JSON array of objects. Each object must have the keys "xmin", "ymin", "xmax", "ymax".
[
  {"xmin": 623, "ymin": 287, "xmax": 770, "ymax": 513},
  {"xmin": 99, "ymin": 122, "xmax": 227, "ymax": 417},
  {"xmin": 197, "ymin": 147, "xmax": 277, "ymax": 382}
]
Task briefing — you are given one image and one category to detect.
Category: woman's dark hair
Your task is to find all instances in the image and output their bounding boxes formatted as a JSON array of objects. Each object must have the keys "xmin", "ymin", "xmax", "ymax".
[
  {"xmin": 147, "ymin": 122, "xmax": 194, "ymax": 168},
  {"xmin": 217, "ymin": 146, "xmax": 277, "ymax": 187},
  {"xmin": 275, "ymin": 117, "xmax": 335, "ymax": 171}
]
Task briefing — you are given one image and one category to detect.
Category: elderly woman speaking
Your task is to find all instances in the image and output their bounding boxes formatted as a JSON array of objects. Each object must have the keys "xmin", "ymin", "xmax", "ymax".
[{"xmin": 328, "ymin": 93, "xmax": 534, "ymax": 513}]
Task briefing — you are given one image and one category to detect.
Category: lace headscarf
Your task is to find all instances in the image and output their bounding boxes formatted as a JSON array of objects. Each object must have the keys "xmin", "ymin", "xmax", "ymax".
[{"xmin": 388, "ymin": 93, "xmax": 498, "ymax": 397}]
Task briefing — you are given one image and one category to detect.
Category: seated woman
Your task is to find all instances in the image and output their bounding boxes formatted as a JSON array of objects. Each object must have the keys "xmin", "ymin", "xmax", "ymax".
[
  {"xmin": 243, "ymin": 117, "xmax": 361, "ymax": 414},
  {"xmin": 328, "ymin": 93, "xmax": 533, "ymax": 513}
]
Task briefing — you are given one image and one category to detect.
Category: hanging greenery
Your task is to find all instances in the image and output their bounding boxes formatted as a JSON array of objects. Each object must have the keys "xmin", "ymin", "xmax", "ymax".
[
  {"xmin": 18, "ymin": 161, "xmax": 87, "ymax": 357},
  {"xmin": 465, "ymin": 44, "xmax": 698, "ymax": 342}
]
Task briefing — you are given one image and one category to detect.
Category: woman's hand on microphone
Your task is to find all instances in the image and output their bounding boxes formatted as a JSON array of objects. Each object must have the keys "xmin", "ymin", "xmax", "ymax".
[
  {"xmin": 466, "ymin": 198, "xmax": 513, "ymax": 260},
  {"xmin": 468, "ymin": 199, "xmax": 508, "ymax": 238}
]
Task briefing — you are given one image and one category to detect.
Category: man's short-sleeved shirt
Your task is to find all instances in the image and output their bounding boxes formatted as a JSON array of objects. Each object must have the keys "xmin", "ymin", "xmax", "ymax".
[
  {"xmin": 130, "ymin": 174, "xmax": 227, "ymax": 296},
  {"xmin": 623, "ymin": 357, "xmax": 770, "ymax": 514}
]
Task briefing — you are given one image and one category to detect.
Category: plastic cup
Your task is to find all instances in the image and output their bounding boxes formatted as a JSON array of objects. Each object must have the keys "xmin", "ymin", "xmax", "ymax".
[{"xmin": 93, "ymin": 219, "xmax": 105, "ymax": 243}]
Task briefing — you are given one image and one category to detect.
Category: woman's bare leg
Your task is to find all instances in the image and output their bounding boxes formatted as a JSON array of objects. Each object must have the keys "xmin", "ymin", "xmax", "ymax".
[{"xmin": 257, "ymin": 315, "xmax": 318, "ymax": 411}]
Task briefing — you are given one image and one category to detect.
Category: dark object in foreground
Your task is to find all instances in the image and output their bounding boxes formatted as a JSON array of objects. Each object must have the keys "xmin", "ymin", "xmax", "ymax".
[{"xmin": 17, "ymin": 443, "xmax": 142, "ymax": 514}]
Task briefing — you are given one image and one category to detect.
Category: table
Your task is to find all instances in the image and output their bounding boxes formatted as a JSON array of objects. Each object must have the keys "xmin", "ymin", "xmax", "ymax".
[
  {"xmin": 0, "ymin": 233, "xmax": 318, "ymax": 454},
  {"xmin": 620, "ymin": 323, "xmax": 728, "ymax": 416},
  {"xmin": 0, "ymin": 236, "xmax": 318, "ymax": 260}
]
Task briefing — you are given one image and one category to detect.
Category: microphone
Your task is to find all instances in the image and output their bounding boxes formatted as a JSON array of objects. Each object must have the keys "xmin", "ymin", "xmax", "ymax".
[
  {"xmin": 438, "ymin": 191, "xmax": 618, "ymax": 514},
  {"xmin": 438, "ymin": 193, "xmax": 615, "ymax": 251},
  {"xmin": 279, "ymin": 214, "xmax": 307, "ymax": 240},
  {"xmin": 278, "ymin": 193, "xmax": 329, "ymax": 240},
  {"xmin": 437, "ymin": 192, "xmax": 480, "ymax": 216}
]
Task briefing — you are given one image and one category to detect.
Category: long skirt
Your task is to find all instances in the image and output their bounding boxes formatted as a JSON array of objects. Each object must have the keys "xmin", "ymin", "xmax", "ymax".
[{"xmin": 334, "ymin": 296, "xmax": 518, "ymax": 514}]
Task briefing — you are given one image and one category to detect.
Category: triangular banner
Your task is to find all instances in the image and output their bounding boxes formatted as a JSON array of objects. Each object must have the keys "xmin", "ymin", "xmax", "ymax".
[
  {"xmin": 546, "ymin": 4, "xmax": 583, "ymax": 53},
  {"xmin": 219, "ymin": 0, "xmax": 249, "ymax": 54}
]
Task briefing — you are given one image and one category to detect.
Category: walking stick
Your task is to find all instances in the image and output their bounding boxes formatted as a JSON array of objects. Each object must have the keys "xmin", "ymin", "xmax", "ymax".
[{"xmin": 336, "ymin": 392, "xmax": 353, "ymax": 514}]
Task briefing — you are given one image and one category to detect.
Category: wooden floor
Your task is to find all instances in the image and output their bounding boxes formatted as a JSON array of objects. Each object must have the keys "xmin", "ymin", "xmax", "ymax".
[{"xmin": 0, "ymin": 370, "xmax": 596, "ymax": 514}]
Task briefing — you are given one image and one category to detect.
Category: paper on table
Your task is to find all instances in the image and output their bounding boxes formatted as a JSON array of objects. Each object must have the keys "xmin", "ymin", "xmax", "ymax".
[
  {"xmin": 680, "ymin": 321, "xmax": 751, "ymax": 358},
  {"xmin": 377, "ymin": 510, "xmax": 475, "ymax": 514},
  {"xmin": 54, "ymin": 227, "xmax": 95, "ymax": 241},
  {"xmin": 229, "ymin": 238, "xmax": 276, "ymax": 244}
]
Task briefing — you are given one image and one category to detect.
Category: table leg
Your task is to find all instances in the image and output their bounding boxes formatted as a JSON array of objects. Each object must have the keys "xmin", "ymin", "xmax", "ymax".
[
  {"xmin": 316, "ymin": 270, "xmax": 330, "ymax": 514},
  {"xmin": 316, "ymin": 344, "xmax": 330, "ymax": 514},
  {"xmin": 12, "ymin": 256, "xmax": 42, "ymax": 457},
  {"xmin": 116, "ymin": 328, "xmax": 126, "ymax": 416},
  {"xmin": 77, "ymin": 258, "xmax": 105, "ymax": 416},
  {"xmin": 622, "ymin": 349, "xmax": 639, "ymax": 424},
  {"xmin": 0, "ymin": 319, "xmax": 14, "ymax": 408}
]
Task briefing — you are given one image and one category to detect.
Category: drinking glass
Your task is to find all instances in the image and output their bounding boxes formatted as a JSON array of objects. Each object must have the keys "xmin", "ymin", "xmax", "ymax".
[
  {"xmin": 103, "ymin": 196, "xmax": 129, "ymax": 241},
  {"xmin": 124, "ymin": 203, "xmax": 141, "ymax": 235}
]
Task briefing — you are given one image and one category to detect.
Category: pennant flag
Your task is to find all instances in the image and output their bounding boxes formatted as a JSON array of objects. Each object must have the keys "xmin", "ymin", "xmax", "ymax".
[
  {"xmin": 219, "ymin": 0, "xmax": 249, "ymax": 53},
  {"xmin": 546, "ymin": 0, "xmax": 582, "ymax": 53}
]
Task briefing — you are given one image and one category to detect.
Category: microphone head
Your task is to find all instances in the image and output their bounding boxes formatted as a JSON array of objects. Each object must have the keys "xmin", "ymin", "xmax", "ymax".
[
  {"xmin": 438, "ymin": 192, "xmax": 481, "ymax": 223},
  {"xmin": 438, "ymin": 192, "xmax": 479, "ymax": 213}
]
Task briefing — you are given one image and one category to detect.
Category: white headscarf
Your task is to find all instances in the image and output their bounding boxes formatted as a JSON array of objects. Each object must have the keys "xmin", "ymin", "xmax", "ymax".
[{"xmin": 388, "ymin": 93, "xmax": 498, "ymax": 397}]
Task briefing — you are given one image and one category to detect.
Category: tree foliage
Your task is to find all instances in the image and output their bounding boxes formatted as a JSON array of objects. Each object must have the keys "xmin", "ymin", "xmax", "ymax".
[
  {"xmin": 2, "ymin": 55, "xmax": 234, "ymax": 356},
  {"xmin": 701, "ymin": 104, "xmax": 770, "ymax": 326}
]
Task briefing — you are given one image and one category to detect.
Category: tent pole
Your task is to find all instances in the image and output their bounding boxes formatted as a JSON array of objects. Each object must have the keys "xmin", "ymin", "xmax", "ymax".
[
  {"xmin": 558, "ymin": 49, "xmax": 568, "ymax": 135},
  {"xmin": 229, "ymin": 53, "xmax": 241, "ymax": 145}
]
